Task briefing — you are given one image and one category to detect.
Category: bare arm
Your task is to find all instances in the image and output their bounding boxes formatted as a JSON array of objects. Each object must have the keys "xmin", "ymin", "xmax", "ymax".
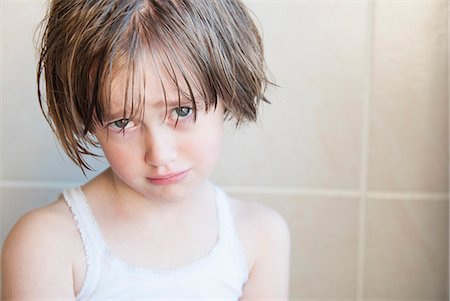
[
  {"xmin": 1, "ymin": 209, "xmax": 76, "ymax": 301},
  {"xmin": 239, "ymin": 205, "xmax": 291, "ymax": 301}
]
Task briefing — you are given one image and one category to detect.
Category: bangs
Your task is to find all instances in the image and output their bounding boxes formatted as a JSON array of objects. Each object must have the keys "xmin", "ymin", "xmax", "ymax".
[{"xmin": 100, "ymin": 38, "xmax": 211, "ymax": 131}]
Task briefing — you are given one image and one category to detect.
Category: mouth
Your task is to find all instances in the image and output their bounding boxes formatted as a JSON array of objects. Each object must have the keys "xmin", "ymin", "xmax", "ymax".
[{"xmin": 147, "ymin": 169, "xmax": 190, "ymax": 185}]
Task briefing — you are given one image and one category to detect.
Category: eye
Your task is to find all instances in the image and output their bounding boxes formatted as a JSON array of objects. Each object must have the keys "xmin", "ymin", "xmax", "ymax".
[
  {"xmin": 108, "ymin": 118, "xmax": 135, "ymax": 130},
  {"xmin": 173, "ymin": 107, "xmax": 193, "ymax": 118}
]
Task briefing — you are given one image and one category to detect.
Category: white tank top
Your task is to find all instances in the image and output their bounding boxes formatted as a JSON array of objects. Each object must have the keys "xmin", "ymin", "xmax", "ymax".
[{"xmin": 62, "ymin": 186, "xmax": 249, "ymax": 300}]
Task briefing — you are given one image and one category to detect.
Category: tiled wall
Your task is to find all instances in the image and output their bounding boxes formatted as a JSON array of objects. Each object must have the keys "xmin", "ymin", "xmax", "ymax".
[{"xmin": 1, "ymin": 1, "xmax": 448, "ymax": 300}]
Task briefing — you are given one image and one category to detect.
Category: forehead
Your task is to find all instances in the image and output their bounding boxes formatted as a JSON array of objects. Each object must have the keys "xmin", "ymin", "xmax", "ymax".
[{"xmin": 108, "ymin": 49, "xmax": 201, "ymax": 111}]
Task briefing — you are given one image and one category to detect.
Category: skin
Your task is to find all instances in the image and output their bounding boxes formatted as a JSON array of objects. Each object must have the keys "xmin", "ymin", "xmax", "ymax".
[{"xmin": 1, "ymin": 53, "xmax": 290, "ymax": 300}]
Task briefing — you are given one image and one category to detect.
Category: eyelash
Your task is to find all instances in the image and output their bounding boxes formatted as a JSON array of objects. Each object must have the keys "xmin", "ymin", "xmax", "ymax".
[{"xmin": 107, "ymin": 106, "xmax": 194, "ymax": 132}]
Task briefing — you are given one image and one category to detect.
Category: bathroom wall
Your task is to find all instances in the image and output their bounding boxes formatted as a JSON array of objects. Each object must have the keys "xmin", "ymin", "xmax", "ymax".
[{"xmin": 1, "ymin": 0, "xmax": 448, "ymax": 300}]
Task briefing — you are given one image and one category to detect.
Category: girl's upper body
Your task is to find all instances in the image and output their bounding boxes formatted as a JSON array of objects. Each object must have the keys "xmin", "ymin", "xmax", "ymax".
[
  {"xmin": 1, "ymin": 0, "xmax": 290, "ymax": 299},
  {"xmin": 2, "ymin": 169, "xmax": 290, "ymax": 300},
  {"xmin": 2, "ymin": 171, "xmax": 289, "ymax": 300}
]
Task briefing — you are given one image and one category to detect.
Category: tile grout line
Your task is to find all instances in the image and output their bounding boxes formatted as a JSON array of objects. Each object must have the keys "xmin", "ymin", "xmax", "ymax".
[
  {"xmin": 225, "ymin": 186, "xmax": 361, "ymax": 196},
  {"xmin": 357, "ymin": 0, "xmax": 376, "ymax": 299},
  {"xmin": 0, "ymin": 0, "xmax": 4, "ymax": 182},
  {"xmin": 0, "ymin": 0, "xmax": 4, "ymax": 239},
  {"xmin": 0, "ymin": 180, "xmax": 447, "ymax": 200},
  {"xmin": 0, "ymin": 180, "xmax": 85, "ymax": 189},
  {"xmin": 447, "ymin": 1, "xmax": 450, "ymax": 300},
  {"xmin": 367, "ymin": 191, "xmax": 448, "ymax": 201}
]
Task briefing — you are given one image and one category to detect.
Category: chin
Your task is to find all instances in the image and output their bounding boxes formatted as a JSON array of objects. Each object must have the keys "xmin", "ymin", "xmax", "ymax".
[{"xmin": 145, "ymin": 186, "xmax": 193, "ymax": 203}]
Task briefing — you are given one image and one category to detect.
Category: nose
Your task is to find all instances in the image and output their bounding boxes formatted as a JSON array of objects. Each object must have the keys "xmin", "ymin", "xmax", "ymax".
[{"xmin": 144, "ymin": 126, "xmax": 177, "ymax": 167}]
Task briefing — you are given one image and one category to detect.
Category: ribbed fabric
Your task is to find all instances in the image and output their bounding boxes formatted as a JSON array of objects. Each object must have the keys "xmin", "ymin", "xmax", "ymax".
[{"xmin": 62, "ymin": 186, "xmax": 249, "ymax": 300}]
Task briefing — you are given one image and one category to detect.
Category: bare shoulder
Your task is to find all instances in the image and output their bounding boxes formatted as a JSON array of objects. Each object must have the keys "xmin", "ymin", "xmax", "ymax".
[
  {"xmin": 1, "ymin": 195, "xmax": 77, "ymax": 299},
  {"xmin": 228, "ymin": 196, "xmax": 290, "ymax": 235},
  {"xmin": 227, "ymin": 196, "xmax": 291, "ymax": 270},
  {"xmin": 2, "ymin": 195, "xmax": 76, "ymax": 254}
]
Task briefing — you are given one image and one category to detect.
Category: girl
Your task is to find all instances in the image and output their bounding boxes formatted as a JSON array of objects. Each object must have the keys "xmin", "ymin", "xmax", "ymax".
[{"xmin": 1, "ymin": 0, "xmax": 290, "ymax": 300}]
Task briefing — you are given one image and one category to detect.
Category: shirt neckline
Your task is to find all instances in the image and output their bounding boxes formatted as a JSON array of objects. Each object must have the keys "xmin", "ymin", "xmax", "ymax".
[{"xmin": 74, "ymin": 186, "xmax": 224, "ymax": 277}]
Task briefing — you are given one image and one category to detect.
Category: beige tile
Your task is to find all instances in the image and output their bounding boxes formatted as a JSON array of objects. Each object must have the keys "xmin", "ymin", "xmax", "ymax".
[
  {"xmin": 364, "ymin": 197, "xmax": 449, "ymax": 299},
  {"xmin": 0, "ymin": 186, "xmax": 62, "ymax": 249},
  {"xmin": 228, "ymin": 190, "xmax": 360, "ymax": 299},
  {"xmin": 213, "ymin": 2, "xmax": 370, "ymax": 189},
  {"xmin": 368, "ymin": 1, "xmax": 448, "ymax": 192}
]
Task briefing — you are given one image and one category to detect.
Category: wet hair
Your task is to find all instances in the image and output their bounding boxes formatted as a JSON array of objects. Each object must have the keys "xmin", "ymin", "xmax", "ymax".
[{"xmin": 37, "ymin": 0, "xmax": 273, "ymax": 172}]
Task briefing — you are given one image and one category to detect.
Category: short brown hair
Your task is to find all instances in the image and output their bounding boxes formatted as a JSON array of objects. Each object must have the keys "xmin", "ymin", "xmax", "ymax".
[{"xmin": 37, "ymin": 0, "xmax": 272, "ymax": 172}]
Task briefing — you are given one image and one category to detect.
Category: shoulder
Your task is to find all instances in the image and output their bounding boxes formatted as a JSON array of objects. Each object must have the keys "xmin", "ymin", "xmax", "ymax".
[
  {"xmin": 1, "ymin": 195, "xmax": 77, "ymax": 298},
  {"xmin": 227, "ymin": 196, "xmax": 291, "ymax": 271},
  {"xmin": 2, "ymin": 195, "xmax": 75, "ymax": 255},
  {"xmin": 229, "ymin": 196, "xmax": 290, "ymax": 237}
]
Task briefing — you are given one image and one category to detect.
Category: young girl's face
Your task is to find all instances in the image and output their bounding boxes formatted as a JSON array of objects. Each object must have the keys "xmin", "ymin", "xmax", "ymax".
[{"xmin": 94, "ymin": 55, "xmax": 224, "ymax": 202}]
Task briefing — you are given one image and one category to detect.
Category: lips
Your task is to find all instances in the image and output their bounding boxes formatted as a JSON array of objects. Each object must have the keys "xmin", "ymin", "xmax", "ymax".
[{"xmin": 147, "ymin": 169, "xmax": 190, "ymax": 185}]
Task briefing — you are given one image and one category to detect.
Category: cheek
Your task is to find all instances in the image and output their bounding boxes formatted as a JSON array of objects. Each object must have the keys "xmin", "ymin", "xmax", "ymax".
[
  {"xmin": 189, "ymin": 135, "xmax": 223, "ymax": 158},
  {"xmin": 184, "ymin": 121, "xmax": 224, "ymax": 166},
  {"xmin": 99, "ymin": 138, "xmax": 142, "ymax": 173},
  {"xmin": 103, "ymin": 146, "xmax": 126, "ymax": 165}
]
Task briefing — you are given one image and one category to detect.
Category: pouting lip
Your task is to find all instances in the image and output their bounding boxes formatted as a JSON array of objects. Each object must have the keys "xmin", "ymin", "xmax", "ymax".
[{"xmin": 147, "ymin": 169, "xmax": 190, "ymax": 180}]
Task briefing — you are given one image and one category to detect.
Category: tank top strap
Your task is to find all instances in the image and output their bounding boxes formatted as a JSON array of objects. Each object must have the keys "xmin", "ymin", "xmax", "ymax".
[
  {"xmin": 214, "ymin": 186, "xmax": 249, "ymax": 282},
  {"xmin": 62, "ymin": 186, "xmax": 103, "ymax": 300}
]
